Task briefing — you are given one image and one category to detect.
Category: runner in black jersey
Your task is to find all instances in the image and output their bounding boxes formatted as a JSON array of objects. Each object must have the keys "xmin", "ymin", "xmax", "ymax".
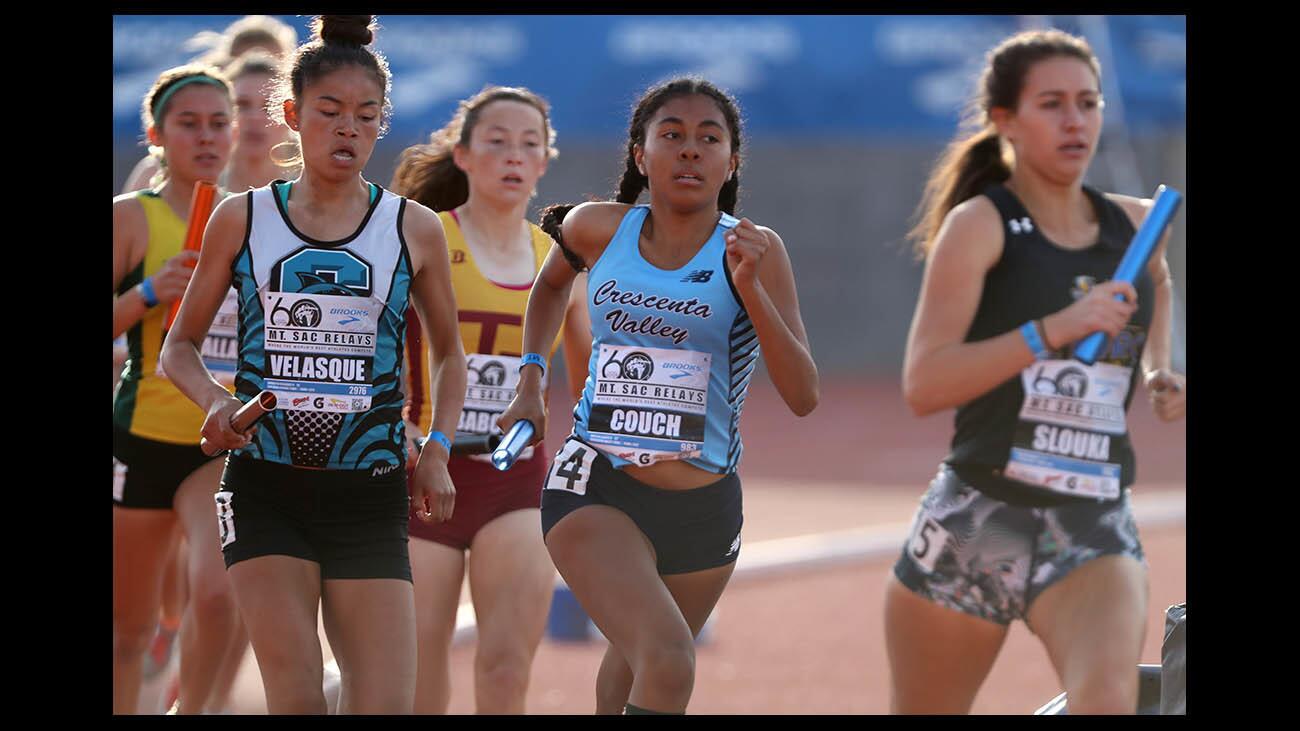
[
  {"xmin": 161, "ymin": 16, "xmax": 467, "ymax": 714},
  {"xmin": 886, "ymin": 29, "xmax": 1185, "ymax": 714}
]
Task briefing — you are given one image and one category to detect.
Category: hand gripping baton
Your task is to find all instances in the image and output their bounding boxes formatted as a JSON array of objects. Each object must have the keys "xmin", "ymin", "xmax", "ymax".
[
  {"xmin": 491, "ymin": 420, "xmax": 535, "ymax": 472},
  {"xmin": 200, "ymin": 390, "xmax": 277, "ymax": 456},
  {"xmin": 1073, "ymin": 185, "xmax": 1183, "ymax": 366}
]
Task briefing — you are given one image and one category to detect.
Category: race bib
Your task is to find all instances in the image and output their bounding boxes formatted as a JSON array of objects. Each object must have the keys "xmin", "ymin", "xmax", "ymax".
[
  {"xmin": 544, "ymin": 437, "xmax": 598, "ymax": 496},
  {"xmin": 260, "ymin": 289, "xmax": 381, "ymax": 413},
  {"xmin": 586, "ymin": 344, "xmax": 709, "ymax": 467},
  {"xmin": 458, "ymin": 353, "xmax": 541, "ymax": 462},
  {"xmin": 154, "ymin": 287, "xmax": 240, "ymax": 385},
  {"xmin": 202, "ymin": 288, "xmax": 241, "ymax": 384},
  {"xmin": 1004, "ymin": 359, "xmax": 1131, "ymax": 499}
]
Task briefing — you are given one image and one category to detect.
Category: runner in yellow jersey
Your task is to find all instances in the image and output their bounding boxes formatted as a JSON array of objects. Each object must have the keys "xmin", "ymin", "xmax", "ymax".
[
  {"xmin": 119, "ymin": 29, "xmax": 301, "ymax": 713},
  {"xmin": 391, "ymin": 85, "xmax": 590, "ymax": 714},
  {"xmin": 112, "ymin": 64, "xmax": 245, "ymax": 715}
]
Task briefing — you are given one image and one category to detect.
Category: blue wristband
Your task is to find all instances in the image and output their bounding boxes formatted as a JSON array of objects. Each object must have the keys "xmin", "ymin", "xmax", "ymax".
[
  {"xmin": 520, "ymin": 352, "xmax": 547, "ymax": 377},
  {"xmin": 426, "ymin": 430, "xmax": 452, "ymax": 454},
  {"xmin": 1019, "ymin": 321, "xmax": 1049, "ymax": 360},
  {"xmin": 138, "ymin": 277, "xmax": 159, "ymax": 308}
]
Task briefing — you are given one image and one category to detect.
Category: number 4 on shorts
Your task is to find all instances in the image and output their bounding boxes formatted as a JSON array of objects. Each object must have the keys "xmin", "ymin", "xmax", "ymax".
[{"xmin": 546, "ymin": 439, "xmax": 596, "ymax": 496}]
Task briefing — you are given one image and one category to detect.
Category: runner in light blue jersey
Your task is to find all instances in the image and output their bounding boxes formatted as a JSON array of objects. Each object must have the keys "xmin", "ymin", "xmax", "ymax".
[{"xmin": 498, "ymin": 77, "xmax": 820, "ymax": 715}]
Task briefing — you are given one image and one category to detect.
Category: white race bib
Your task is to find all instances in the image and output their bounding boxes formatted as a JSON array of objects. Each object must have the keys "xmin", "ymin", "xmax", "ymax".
[
  {"xmin": 586, "ymin": 344, "xmax": 710, "ymax": 467},
  {"xmin": 458, "ymin": 353, "xmax": 541, "ymax": 462},
  {"xmin": 154, "ymin": 287, "xmax": 240, "ymax": 385},
  {"xmin": 203, "ymin": 288, "xmax": 241, "ymax": 385},
  {"xmin": 1004, "ymin": 359, "xmax": 1131, "ymax": 499},
  {"xmin": 260, "ymin": 289, "xmax": 381, "ymax": 414}
]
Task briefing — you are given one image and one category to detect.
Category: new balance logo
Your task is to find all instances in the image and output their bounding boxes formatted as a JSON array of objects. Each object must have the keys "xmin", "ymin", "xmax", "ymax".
[
  {"xmin": 681, "ymin": 270, "xmax": 714, "ymax": 283},
  {"xmin": 1008, "ymin": 217, "xmax": 1034, "ymax": 235}
]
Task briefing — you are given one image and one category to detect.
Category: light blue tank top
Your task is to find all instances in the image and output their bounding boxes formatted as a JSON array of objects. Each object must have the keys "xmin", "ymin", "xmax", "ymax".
[{"xmin": 572, "ymin": 205, "xmax": 758, "ymax": 474}]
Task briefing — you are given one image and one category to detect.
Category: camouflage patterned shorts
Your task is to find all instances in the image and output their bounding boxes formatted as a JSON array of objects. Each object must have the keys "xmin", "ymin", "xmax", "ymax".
[{"xmin": 892, "ymin": 464, "xmax": 1145, "ymax": 625}]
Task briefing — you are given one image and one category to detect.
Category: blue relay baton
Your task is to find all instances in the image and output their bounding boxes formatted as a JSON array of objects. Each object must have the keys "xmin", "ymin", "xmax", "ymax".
[
  {"xmin": 1073, "ymin": 185, "xmax": 1183, "ymax": 366},
  {"xmin": 491, "ymin": 419, "xmax": 535, "ymax": 471}
]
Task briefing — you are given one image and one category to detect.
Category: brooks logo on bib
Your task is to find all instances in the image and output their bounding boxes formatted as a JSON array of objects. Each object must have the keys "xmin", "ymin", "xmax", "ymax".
[
  {"xmin": 262, "ymin": 290, "xmax": 380, "ymax": 413},
  {"xmin": 1003, "ymin": 359, "xmax": 1131, "ymax": 499},
  {"xmin": 587, "ymin": 344, "xmax": 709, "ymax": 465}
]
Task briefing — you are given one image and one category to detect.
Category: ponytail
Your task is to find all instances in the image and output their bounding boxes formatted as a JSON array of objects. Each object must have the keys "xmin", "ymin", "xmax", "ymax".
[{"xmin": 907, "ymin": 127, "xmax": 1010, "ymax": 259}]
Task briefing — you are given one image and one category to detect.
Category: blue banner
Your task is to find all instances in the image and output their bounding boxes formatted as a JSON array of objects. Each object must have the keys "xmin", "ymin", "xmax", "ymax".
[{"xmin": 113, "ymin": 15, "xmax": 1185, "ymax": 143}]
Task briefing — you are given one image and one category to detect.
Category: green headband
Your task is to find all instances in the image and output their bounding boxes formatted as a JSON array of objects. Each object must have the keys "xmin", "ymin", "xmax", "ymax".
[{"xmin": 151, "ymin": 75, "xmax": 227, "ymax": 122}]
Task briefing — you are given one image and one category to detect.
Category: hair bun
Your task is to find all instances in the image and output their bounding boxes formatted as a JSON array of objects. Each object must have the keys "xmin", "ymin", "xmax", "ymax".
[{"xmin": 314, "ymin": 15, "xmax": 374, "ymax": 47}]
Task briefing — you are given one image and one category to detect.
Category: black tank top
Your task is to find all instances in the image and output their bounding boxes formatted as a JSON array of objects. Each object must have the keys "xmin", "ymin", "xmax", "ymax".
[{"xmin": 946, "ymin": 183, "xmax": 1155, "ymax": 507}]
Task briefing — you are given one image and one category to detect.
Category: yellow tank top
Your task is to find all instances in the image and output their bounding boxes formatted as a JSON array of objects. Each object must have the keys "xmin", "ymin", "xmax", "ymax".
[
  {"xmin": 112, "ymin": 190, "xmax": 223, "ymax": 445},
  {"xmin": 406, "ymin": 210, "xmax": 563, "ymax": 432}
]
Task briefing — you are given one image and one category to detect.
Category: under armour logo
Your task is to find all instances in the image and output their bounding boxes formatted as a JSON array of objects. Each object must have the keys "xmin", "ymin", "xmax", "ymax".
[
  {"xmin": 681, "ymin": 270, "xmax": 714, "ymax": 283},
  {"xmin": 1008, "ymin": 217, "xmax": 1034, "ymax": 235}
]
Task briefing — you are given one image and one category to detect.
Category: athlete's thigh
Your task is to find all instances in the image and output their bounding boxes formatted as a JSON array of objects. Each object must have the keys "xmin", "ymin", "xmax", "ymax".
[
  {"xmin": 545, "ymin": 504, "xmax": 689, "ymax": 656},
  {"xmin": 407, "ymin": 536, "xmax": 466, "ymax": 646},
  {"xmin": 320, "ymin": 577, "xmax": 417, "ymax": 682},
  {"xmin": 660, "ymin": 561, "xmax": 735, "ymax": 637},
  {"xmin": 172, "ymin": 458, "xmax": 229, "ymax": 587},
  {"xmin": 467, "ymin": 508, "xmax": 555, "ymax": 651},
  {"xmin": 113, "ymin": 506, "xmax": 179, "ymax": 623},
  {"xmin": 1026, "ymin": 554, "xmax": 1147, "ymax": 686},
  {"xmin": 226, "ymin": 554, "xmax": 324, "ymax": 674},
  {"xmin": 884, "ymin": 575, "xmax": 1009, "ymax": 714}
]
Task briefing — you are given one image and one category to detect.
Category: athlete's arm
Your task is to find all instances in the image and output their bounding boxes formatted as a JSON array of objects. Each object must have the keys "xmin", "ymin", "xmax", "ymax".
[
  {"xmin": 113, "ymin": 194, "xmax": 201, "ymax": 339},
  {"xmin": 159, "ymin": 194, "xmax": 253, "ymax": 449},
  {"xmin": 725, "ymin": 219, "xmax": 819, "ymax": 416},
  {"xmin": 559, "ymin": 271, "xmax": 593, "ymax": 401},
  {"xmin": 903, "ymin": 197, "xmax": 1138, "ymax": 417},
  {"xmin": 399, "ymin": 306, "xmax": 427, "ymax": 461},
  {"xmin": 405, "ymin": 200, "xmax": 466, "ymax": 522},
  {"xmin": 1112, "ymin": 194, "xmax": 1185, "ymax": 420},
  {"xmin": 112, "ymin": 195, "xmax": 150, "ymax": 338},
  {"xmin": 498, "ymin": 203, "xmax": 622, "ymax": 442}
]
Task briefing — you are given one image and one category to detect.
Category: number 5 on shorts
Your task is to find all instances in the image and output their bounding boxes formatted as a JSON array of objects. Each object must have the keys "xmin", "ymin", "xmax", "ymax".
[
  {"xmin": 907, "ymin": 509, "xmax": 951, "ymax": 574},
  {"xmin": 546, "ymin": 438, "xmax": 596, "ymax": 496}
]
